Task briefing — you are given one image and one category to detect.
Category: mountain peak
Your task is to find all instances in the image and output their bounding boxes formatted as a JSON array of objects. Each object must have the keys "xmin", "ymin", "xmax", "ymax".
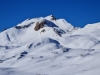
[
  {"xmin": 0, "ymin": 15, "xmax": 100, "ymax": 75},
  {"xmin": 45, "ymin": 14, "xmax": 56, "ymax": 20}
]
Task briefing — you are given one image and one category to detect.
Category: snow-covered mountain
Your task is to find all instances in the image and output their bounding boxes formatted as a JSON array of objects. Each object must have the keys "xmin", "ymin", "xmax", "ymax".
[{"xmin": 0, "ymin": 15, "xmax": 100, "ymax": 75}]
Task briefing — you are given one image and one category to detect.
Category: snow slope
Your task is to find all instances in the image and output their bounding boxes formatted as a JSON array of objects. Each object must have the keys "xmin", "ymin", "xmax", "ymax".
[{"xmin": 0, "ymin": 15, "xmax": 100, "ymax": 75}]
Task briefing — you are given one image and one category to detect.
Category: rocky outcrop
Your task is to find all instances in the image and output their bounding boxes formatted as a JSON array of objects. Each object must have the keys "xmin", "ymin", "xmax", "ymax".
[
  {"xmin": 18, "ymin": 51, "xmax": 28, "ymax": 59},
  {"xmin": 15, "ymin": 24, "xmax": 31, "ymax": 29},
  {"xmin": 51, "ymin": 15, "xmax": 56, "ymax": 20},
  {"xmin": 15, "ymin": 22, "xmax": 34, "ymax": 29},
  {"xmin": 41, "ymin": 29, "xmax": 46, "ymax": 33},
  {"xmin": 53, "ymin": 28, "xmax": 61, "ymax": 37},
  {"xmin": 2, "ymin": 28, "xmax": 7, "ymax": 31},
  {"xmin": 34, "ymin": 20, "xmax": 45, "ymax": 31},
  {"xmin": 34, "ymin": 22, "xmax": 40, "ymax": 31}
]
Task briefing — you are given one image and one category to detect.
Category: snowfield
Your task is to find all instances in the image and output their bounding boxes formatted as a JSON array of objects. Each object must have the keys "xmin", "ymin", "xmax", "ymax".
[{"xmin": 0, "ymin": 15, "xmax": 100, "ymax": 75}]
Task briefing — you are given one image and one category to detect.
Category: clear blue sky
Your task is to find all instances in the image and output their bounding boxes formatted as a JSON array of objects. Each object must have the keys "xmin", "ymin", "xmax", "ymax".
[{"xmin": 0, "ymin": 0, "xmax": 100, "ymax": 31}]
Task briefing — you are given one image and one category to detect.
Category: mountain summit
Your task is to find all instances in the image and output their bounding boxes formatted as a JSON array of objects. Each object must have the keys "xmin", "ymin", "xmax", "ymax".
[{"xmin": 0, "ymin": 15, "xmax": 100, "ymax": 75}]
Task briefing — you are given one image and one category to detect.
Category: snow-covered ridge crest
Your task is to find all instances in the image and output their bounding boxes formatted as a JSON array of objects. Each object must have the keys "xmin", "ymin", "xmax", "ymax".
[
  {"xmin": 84, "ymin": 22, "xmax": 100, "ymax": 28},
  {"xmin": 16, "ymin": 15, "xmax": 74, "ymax": 31}
]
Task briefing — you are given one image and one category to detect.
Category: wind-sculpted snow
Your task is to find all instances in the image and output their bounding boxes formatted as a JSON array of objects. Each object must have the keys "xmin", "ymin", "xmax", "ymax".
[{"xmin": 0, "ymin": 15, "xmax": 100, "ymax": 75}]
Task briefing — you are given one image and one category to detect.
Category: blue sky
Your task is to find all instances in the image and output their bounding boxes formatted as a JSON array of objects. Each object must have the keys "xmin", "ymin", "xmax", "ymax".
[{"xmin": 0, "ymin": 0, "xmax": 100, "ymax": 31}]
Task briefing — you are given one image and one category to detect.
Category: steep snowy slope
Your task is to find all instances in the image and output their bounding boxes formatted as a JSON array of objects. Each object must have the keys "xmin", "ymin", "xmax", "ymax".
[{"xmin": 0, "ymin": 15, "xmax": 100, "ymax": 75}]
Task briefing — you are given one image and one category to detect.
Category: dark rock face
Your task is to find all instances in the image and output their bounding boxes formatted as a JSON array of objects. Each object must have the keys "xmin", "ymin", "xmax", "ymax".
[
  {"xmin": 15, "ymin": 25, "xmax": 30, "ymax": 29},
  {"xmin": 18, "ymin": 51, "xmax": 28, "ymax": 59},
  {"xmin": 34, "ymin": 15, "xmax": 56, "ymax": 31},
  {"xmin": 40, "ymin": 23, "xmax": 44, "ymax": 28},
  {"xmin": 62, "ymin": 48, "xmax": 70, "ymax": 52},
  {"xmin": 15, "ymin": 22, "xmax": 34, "ymax": 29},
  {"xmin": 51, "ymin": 15, "xmax": 56, "ymax": 20},
  {"xmin": 2, "ymin": 28, "xmax": 7, "ymax": 31},
  {"xmin": 34, "ymin": 22, "xmax": 40, "ymax": 31},
  {"xmin": 41, "ymin": 29, "xmax": 45, "ymax": 33},
  {"xmin": 53, "ymin": 28, "xmax": 61, "ymax": 37},
  {"xmin": 34, "ymin": 20, "xmax": 45, "ymax": 31}
]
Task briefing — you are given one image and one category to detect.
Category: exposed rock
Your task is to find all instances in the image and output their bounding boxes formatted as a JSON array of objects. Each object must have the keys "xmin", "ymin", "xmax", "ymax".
[
  {"xmin": 41, "ymin": 29, "xmax": 45, "ymax": 33},
  {"xmin": 2, "ymin": 28, "xmax": 7, "ymax": 31},
  {"xmin": 27, "ymin": 43, "xmax": 33, "ymax": 49},
  {"xmin": 15, "ymin": 23, "xmax": 32, "ymax": 29},
  {"xmin": 53, "ymin": 28, "xmax": 61, "ymax": 37},
  {"xmin": 61, "ymin": 48, "xmax": 70, "ymax": 52},
  {"xmin": 51, "ymin": 15, "xmax": 56, "ymax": 20},
  {"xmin": 34, "ymin": 20, "xmax": 45, "ymax": 31},
  {"xmin": 39, "ymin": 19, "xmax": 45, "ymax": 28},
  {"xmin": 40, "ymin": 23, "xmax": 44, "ymax": 28},
  {"xmin": 15, "ymin": 26, "xmax": 21, "ymax": 29},
  {"xmin": 34, "ymin": 22, "xmax": 40, "ymax": 31},
  {"xmin": 18, "ymin": 51, "xmax": 28, "ymax": 59}
]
